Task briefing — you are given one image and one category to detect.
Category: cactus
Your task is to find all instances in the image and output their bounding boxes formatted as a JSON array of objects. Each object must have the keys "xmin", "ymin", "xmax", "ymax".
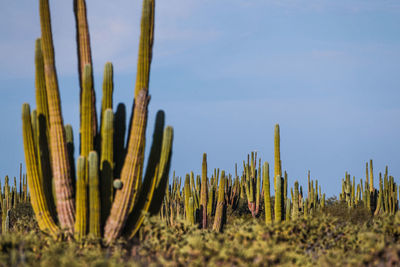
[
  {"xmin": 100, "ymin": 109, "xmax": 114, "ymax": 226},
  {"xmin": 263, "ymin": 162, "xmax": 272, "ymax": 224},
  {"xmin": 88, "ymin": 152, "xmax": 101, "ymax": 238},
  {"xmin": 39, "ymin": 0, "xmax": 76, "ymax": 231},
  {"xmin": 275, "ymin": 175, "xmax": 283, "ymax": 222},
  {"xmin": 274, "ymin": 124, "xmax": 282, "ymax": 190},
  {"xmin": 200, "ymin": 153, "xmax": 208, "ymax": 229},
  {"xmin": 74, "ymin": 0, "xmax": 97, "ymax": 138},
  {"xmin": 213, "ymin": 171, "xmax": 226, "ymax": 232},
  {"xmin": 292, "ymin": 181, "xmax": 299, "ymax": 219},
  {"xmin": 184, "ymin": 174, "xmax": 191, "ymax": 223},
  {"xmin": 81, "ymin": 64, "xmax": 95, "ymax": 158},
  {"xmin": 22, "ymin": 103, "xmax": 59, "ymax": 236},
  {"xmin": 23, "ymin": 0, "xmax": 173, "ymax": 244},
  {"xmin": 74, "ymin": 156, "xmax": 87, "ymax": 241},
  {"xmin": 188, "ymin": 197, "xmax": 195, "ymax": 224}
]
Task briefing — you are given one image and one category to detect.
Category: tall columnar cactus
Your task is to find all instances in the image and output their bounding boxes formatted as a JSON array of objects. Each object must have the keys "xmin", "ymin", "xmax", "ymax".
[
  {"xmin": 88, "ymin": 152, "xmax": 101, "ymax": 238},
  {"xmin": 274, "ymin": 124, "xmax": 282, "ymax": 190},
  {"xmin": 74, "ymin": 156, "xmax": 87, "ymax": 241},
  {"xmin": 200, "ymin": 153, "xmax": 208, "ymax": 229},
  {"xmin": 23, "ymin": 0, "xmax": 173, "ymax": 243},
  {"xmin": 74, "ymin": 0, "xmax": 97, "ymax": 137},
  {"xmin": 275, "ymin": 175, "xmax": 283, "ymax": 222},
  {"xmin": 369, "ymin": 159, "xmax": 374, "ymax": 193},
  {"xmin": 184, "ymin": 174, "xmax": 191, "ymax": 223},
  {"xmin": 213, "ymin": 171, "xmax": 226, "ymax": 232},
  {"xmin": 292, "ymin": 181, "xmax": 299, "ymax": 219},
  {"xmin": 243, "ymin": 152, "xmax": 260, "ymax": 217},
  {"xmin": 100, "ymin": 109, "xmax": 114, "ymax": 226},
  {"xmin": 81, "ymin": 64, "xmax": 95, "ymax": 158},
  {"xmin": 39, "ymin": 0, "xmax": 75, "ymax": 232},
  {"xmin": 22, "ymin": 104, "xmax": 59, "ymax": 236}
]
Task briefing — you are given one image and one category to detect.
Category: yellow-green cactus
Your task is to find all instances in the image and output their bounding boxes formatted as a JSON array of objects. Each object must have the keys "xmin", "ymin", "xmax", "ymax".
[
  {"xmin": 22, "ymin": 103, "xmax": 59, "ymax": 237},
  {"xmin": 274, "ymin": 124, "xmax": 282, "ymax": 190},
  {"xmin": 39, "ymin": 0, "xmax": 75, "ymax": 231},
  {"xmin": 200, "ymin": 153, "xmax": 208, "ymax": 229},
  {"xmin": 263, "ymin": 162, "xmax": 272, "ymax": 224},
  {"xmin": 88, "ymin": 151, "xmax": 101, "ymax": 238},
  {"xmin": 275, "ymin": 175, "xmax": 283, "ymax": 222},
  {"xmin": 74, "ymin": 156, "xmax": 87, "ymax": 241},
  {"xmin": 213, "ymin": 171, "xmax": 226, "ymax": 232}
]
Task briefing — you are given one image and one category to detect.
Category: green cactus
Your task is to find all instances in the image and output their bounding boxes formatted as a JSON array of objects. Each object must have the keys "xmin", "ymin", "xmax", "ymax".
[
  {"xmin": 100, "ymin": 109, "xmax": 114, "ymax": 226},
  {"xmin": 213, "ymin": 171, "xmax": 226, "ymax": 232},
  {"xmin": 188, "ymin": 197, "xmax": 195, "ymax": 224},
  {"xmin": 22, "ymin": 103, "xmax": 59, "ymax": 237},
  {"xmin": 275, "ymin": 175, "xmax": 283, "ymax": 222},
  {"xmin": 74, "ymin": 0, "xmax": 97, "ymax": 138},
  {"xmin": 292, "ymin": 181, "xmax": 299, "ymax": 219},
  {"xmin": 23, "ymin": 0, "xmax": 173, "ymax": 244},
  {"xmin": 274, "ymin": 124, "xmax": 282, "ymax": 190},
  {"xmin": 263, "ymin": 162, "xmax": 272, "ymax": 224},
  {"xmin": 184, "ymin": 174, "xmax": 191, "ymax": 223},
  {"xmin": 88, "ymin": 152, "xmax": 101, "ymax": 238},
  {"xmin": 74, "ymin": 156, "xmax": 87, "ymax": 241},
  {"xmin": 200, "ymin": 153, "xmax": 208, "ymax": 229},
  {"xmin": 39, "ymin": 0, "xmax": 75, "ymax": 231},
  {"xmin": 100, "ymin": 62, "xmax": 113, "ymax": 142}
]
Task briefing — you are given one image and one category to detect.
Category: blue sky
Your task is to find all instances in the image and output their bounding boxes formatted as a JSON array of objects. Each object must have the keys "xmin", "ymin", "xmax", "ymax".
[{"xmin": 1, "ymin": 0, "xmax": 400, "ymax": 197}]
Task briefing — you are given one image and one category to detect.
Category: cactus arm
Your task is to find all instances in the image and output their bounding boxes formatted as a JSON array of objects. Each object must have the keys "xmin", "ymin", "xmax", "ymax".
[
  {"xmin": 39, "ymin": 0, "xmax": 75, "ymax": 231},
  {"xmin": 293, "ymin": 181, "xmax": 299, "ymax": 219},
  {"xmin": 22, "ymin": 103, "xmax": 59, "ymax": 237},
  {"xmin": 213, "ymin": 171, "xmax": 226, "ymax": 232},
  {"xmin": 100, "ymin": 62, "xmax": 114, "ymax": 132},
  {"xmin": 81, "ymin": 64, "xmax": 94, "ymax": 157},
  {"xmin": 113, "ymin": 103, "xmax": 127, "ymax": 179},
  {"xmin": 275, "ymin": 175, "xmax": 283, "ymax": 222},
  {"xmin": 184, "ymin": 174, "xmax": 191, "ymax": 222},
  {"xmin": 74, "ymin": 156, "xmax": 87, "ymax": 241},
  {"xmin": 88, "ymin": 151, "xmax": 101, "ymax": 238},
  {"xmin": 263, "ymin": 162, "xmax": 272, "ymax": 224},
  {"xmin": 134, "ymin": 0, "xmax": 155, "ymax": 97},
  {"xmin": 73, "ymin": 0, "xmax": 97, "ymax": 137},
  {"xmin": 274, "ymin": 124, "xmax": 282, "ymax": 190},
  {"xmin": 200, "ymin": 153, "xmax": 208, "ymax": 229},
  {"xmin": 127, "ymin": 126, "xmax": 174, "ymax": 239},
  {"xmin": 100, "ymin": 109, "xmax": 114, "ymax": 226},
  {"xmin": 122, "ymin": 110, "xmax": 164, "ymax": 233},
  {"xmin": 104, "ymin": 90, "xmax": 149, "ymax": 243}
]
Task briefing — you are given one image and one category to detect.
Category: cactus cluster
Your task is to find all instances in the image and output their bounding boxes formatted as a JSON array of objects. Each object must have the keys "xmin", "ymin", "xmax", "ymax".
[
  {"xmin": 340, "ymin": 160, "xmax": 398, "ymax": 215},
  {"xmin": 157, "ymin": 124, "xmax": 327, "ymax": 232},
  {"xmin": 22, "ymin": 0, "xmax": 173, "ymax": 243},
  {"xmin": 0, "ymin": 164, "xmax": 30, "ymax": 234}
]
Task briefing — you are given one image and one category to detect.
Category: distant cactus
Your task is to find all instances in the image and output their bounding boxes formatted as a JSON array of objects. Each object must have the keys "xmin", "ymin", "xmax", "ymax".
[
  {"xmin": 213, "ymin": 171, "xmax": 226, "ymax": 232},
  {"xmin": 263, "ymin": 162, "xmax": 272, "ymax": 225}
]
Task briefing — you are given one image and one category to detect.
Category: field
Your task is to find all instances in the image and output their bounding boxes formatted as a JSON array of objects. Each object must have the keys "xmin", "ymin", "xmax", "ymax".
[
  {"xmin": 1, "ymin": 199, "xmax": 400, "ymax": 266},
  {"xmin": 2, "ymin": 0, "xmax": 399, "ymax": 266}
]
